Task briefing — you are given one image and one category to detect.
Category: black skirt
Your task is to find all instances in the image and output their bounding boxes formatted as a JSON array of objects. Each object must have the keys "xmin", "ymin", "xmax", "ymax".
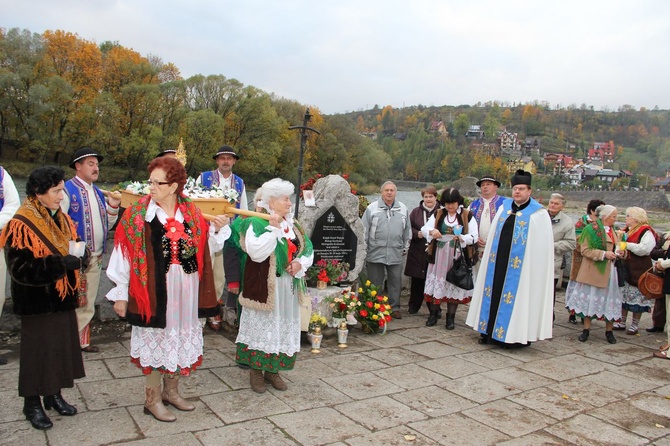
[{"xmin": 19, "ymin": 310, "xmax": 85, "ymax": 397}]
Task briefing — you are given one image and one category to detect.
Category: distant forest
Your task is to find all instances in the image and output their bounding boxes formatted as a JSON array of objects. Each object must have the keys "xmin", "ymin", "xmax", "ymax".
[{"xmin": 1, "ymin": 27, "xmax": 668, "ymax": 192}]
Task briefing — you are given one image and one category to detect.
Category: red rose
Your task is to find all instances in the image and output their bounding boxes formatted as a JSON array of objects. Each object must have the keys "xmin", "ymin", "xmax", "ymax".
[
  {"xmin": 366, "ymin": 301, "xmax": 373, "ymax": 308},
  {"xmin": 376, "ymin": 295, "xmax": 384, "ymax": 302},
  {"xmin": 359, "ymin": 309, "xmax": 368, "ymax": 317},
  {"xmin": 339, "ymin": 303, "xmax": 347, "ymax": 311}
]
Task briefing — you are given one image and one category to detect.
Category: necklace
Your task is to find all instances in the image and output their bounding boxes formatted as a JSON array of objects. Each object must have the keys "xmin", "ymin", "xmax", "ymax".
[{"xmin": 446, "ymin": 212, "xmax": 457, "ymax": 224}]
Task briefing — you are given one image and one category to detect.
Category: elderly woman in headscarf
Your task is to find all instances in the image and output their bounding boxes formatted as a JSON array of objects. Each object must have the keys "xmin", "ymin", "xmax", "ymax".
[
  {"xmin": 232, "ymin": 178, "xmax": 313, "ymax": 393},
  {"xmin": 565, "ymin": 204, "xmax": 623, "ymax": 344},
  {"xmin": 613, "ymin": 206, "xmax": 657, "ymax": 335}
]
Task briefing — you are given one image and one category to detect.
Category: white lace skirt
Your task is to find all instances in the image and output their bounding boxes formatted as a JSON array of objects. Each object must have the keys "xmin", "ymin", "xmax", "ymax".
[
  {"xmin": 236, "ymin": 274, "xmax": 302, "ymax": 356},
  {"xmin": 130, "ymin": 264, "xmax": 203, "ymax": 373},
  {"xmin": 565, "ymin": 266, "xmax": 623, "ymax": 321}
]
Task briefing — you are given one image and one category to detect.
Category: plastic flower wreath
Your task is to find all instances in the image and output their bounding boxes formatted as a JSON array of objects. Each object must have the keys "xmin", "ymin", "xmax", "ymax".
[{"xmin": 355, "ymin": 279, "xmax": 392, "ymax": 333}]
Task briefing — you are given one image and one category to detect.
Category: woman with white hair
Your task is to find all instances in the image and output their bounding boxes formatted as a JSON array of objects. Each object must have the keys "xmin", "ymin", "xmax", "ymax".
[
  {"xmin": 231, "ymin": 178, "xmax": 313, "ymax": 393},
  {"xmin": 565, "ymin": 204, "xmax": 622, "ymax": 344},
  {"xmin": 613, "ymin": 207, "xmax": 657, "ymax": 334}
]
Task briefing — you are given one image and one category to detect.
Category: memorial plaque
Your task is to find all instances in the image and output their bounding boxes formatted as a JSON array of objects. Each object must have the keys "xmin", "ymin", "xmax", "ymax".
[{"xmin": 310, "ymin": 206, "xmax": 357, "ymax": 269}]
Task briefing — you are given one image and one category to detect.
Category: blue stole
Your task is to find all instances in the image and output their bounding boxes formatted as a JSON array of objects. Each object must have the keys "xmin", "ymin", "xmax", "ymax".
[
  {"xmin": 64, "ymin": 178, "xmax": 109, "ymax": 252},
  {"xmin": 477, "ymin": 198, "xmax": 543, "ymax": 341},
  {"xmin": 200, "ymin": 171, "xmax": 244, "ymax": 210},
  {"xmin": 0, "ymin": 167, "xmax": 4, "ymax": 210},
  {"xmin": 469, "ymin": 195, "xmax": 505, "ymax": 227}
]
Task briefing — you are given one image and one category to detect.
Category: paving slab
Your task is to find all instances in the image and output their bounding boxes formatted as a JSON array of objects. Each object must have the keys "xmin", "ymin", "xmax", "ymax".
[
  {"xmin": 389, "ymin": 385, "xmax": 478, "ymax": 417},
  {"xmin": 409, "ymin": 412, "xmax": 511, "ymax": 445},
  {"xmin": 544, "ymin": 413, "xmax": 649, "ymax": 445},
  {"xmin": 462, "ymin": 399, "xmax": 557, "ymax": 437},
  {"xmin": 195, "ymin": 418, "xmax": 300, "ymax": 445},
  {"xmin": 269, "ymin": 406, "xmax": 370, "ymax": 446},
  {"xmin": 333, "ymin": 395, "xmax": 427, "ymax": 430}
]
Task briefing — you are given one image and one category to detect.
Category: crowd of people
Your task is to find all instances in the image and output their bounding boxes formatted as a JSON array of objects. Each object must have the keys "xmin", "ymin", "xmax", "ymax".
[{"xmin": 1, "ymin": 153, "xmax": 669, "ymax": 431}]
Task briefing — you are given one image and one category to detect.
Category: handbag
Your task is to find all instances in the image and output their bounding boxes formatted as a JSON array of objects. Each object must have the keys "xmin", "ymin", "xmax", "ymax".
[
  {"xmin": 638, "ymin": 267, "xmax": 665, "ymax": 300},
  {"xmin": 614, "ymin": 258, "xmax": 628, "ymax": 287},
  {"xmin": 446, "ymin": 244, "xmax": 474, "ymax": 290}
]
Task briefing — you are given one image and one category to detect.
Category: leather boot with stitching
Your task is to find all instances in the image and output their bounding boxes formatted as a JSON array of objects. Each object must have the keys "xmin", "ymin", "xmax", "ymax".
[
  {"xmin": 144, "ymin": 385, "xmax": 176, "ymax": 422},
  {"xmin": 162, "ymin": 375, "xmax": 195, "ymax": 411}
]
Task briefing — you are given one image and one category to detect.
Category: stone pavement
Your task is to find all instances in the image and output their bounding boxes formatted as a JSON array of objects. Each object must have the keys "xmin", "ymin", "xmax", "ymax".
[{"xmin": 1, "ymin": 291, "xmax": 670, "ymax": 446}]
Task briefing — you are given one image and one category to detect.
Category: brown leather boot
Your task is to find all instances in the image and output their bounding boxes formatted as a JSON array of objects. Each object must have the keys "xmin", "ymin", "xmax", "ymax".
[
  {"xmin": 144, "ymin": 385, "xmax": 176, "ymax": 422},
  {"xmin": 162, "ymin": 375, "xmax": 195, "ymax": 411},
  {"xmin": 250, "ymin": 369, "xmax": 266, "ymax": 393},
  {"xmin": 264, "ymin": 371, "xmax": 288, "ymax": 391}
]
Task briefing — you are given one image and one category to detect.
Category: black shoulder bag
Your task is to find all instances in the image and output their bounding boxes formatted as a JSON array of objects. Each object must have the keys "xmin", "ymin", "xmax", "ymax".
[{"xmin": 446, "ymin": 243, "xmax": 475, "ymax": 291}]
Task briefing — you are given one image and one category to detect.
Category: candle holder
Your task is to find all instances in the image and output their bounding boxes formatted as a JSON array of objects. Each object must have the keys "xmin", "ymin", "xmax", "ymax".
[
  {"xmin": 337, "ymin": 320, "xmax": 349, "ymax": 348},
  {"xmin": 310, "ymin": 326, "xmax": 323, "ymax": 353}
]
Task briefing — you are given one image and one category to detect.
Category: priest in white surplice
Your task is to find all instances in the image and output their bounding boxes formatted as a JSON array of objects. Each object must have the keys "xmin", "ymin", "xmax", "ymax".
[{"xmin": 466, "ymin": 170, "xmax": 554, "ymax": 347}]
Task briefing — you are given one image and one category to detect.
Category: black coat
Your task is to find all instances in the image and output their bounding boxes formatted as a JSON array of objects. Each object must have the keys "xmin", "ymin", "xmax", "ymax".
[
  {"xmin": 5, "ymin": 243, "xmax": 78, "ymax": 316},
  {"xmin": 404, "ymin": 201, "xmax": 438, "ymax": 278}
]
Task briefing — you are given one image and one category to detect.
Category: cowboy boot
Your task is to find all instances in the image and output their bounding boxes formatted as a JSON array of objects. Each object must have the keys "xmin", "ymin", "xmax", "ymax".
[
  {"xmin": 162, "ymin": 375, "xmax": 195, "ymax": 411},
  {"xmin": 264, "ymin": 371, "xmax": 288, "ymax": 391},
  {"xmin": 144, "ymin": 385, "xmax": 176, "ymax": 422},
  {"xmin": 250, "ymin": 369, "xmax": 266, "ymax": 393}
]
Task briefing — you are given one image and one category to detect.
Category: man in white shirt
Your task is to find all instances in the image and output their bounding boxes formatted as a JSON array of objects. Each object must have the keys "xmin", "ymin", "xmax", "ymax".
[
  {"xmin": 0, "ymin": 166, "xmax": 20, "ymax": 365},
  {"xmin": 196, "ymin": 146, "xmax": 248, "ymax": 331},
  {"xmin": 61, "ymin": 148, "xmax": 121, "ymax": 352}
]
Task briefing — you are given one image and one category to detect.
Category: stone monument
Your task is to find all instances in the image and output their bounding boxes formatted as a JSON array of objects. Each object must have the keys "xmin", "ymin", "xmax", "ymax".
[{"xmin": 298, "ymin": 175, "xmax": 366, "ymax": 282}]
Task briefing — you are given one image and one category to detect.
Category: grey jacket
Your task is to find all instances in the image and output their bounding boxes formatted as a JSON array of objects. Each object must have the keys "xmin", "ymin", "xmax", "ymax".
[
  {"xmin": 550, "ymin": 210, "xmax": 576, "ymax": 279},
  {"xmin": 362, "ymin": 198, "xmax": 411, "ymax": 265}
]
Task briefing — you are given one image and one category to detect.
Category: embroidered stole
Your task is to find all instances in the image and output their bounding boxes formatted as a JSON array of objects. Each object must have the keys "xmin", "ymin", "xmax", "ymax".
[{"xmin": 477, "ymin": 199, "xmax": 542, "ymax": 341}]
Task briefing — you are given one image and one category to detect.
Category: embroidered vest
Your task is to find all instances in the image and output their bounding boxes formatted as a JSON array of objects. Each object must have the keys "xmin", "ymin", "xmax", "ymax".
[
  {"xmin": 64, "ymin": 178, "xmax": 109, "ymax": 253},
  {"xmin": 200, "ymin": 171, "xmax": 245, "ymax": 210},
  {"xmin": 469, "ymin": 195, "xmax": 505, "ymax": 227}
]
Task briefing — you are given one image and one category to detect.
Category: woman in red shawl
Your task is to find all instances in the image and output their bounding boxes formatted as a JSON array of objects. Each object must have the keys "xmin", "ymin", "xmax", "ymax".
[{"xmin": 106, "ymin": 157, "xmax": 229, "ymax": 422}]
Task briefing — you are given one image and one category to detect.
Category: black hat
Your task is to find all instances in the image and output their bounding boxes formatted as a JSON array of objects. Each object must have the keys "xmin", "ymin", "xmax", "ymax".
[
  {"xmin": 156, "ymin": 149, "xmax": 177, "ymax": 157},
  {"xmin": 476, "ymin": 175, "xmax": 501, "ymax": 188},
  {"xmin": 212, "ymin": 145, "xmax": 239, "ymax": 160},
  {"xmin": 69, "ymin": 147, "xmax": 103, "ymax": 169},
  {"xmin": 511, "ymin": 169, "xmax": 532, "ymax": 187}
]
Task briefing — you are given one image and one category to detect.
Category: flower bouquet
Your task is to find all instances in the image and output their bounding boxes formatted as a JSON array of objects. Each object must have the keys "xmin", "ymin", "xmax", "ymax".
[
  {"xmin": 325, "ymin": 290, "xmax": 360, "ymax": 327},
  {"xmin": 306, "ymin": 259, "xmax": 350, "ymax": 286},
  {"xmin": 308, "ymin": 312, "xmax": 328, "ymax": 333},
  {"xmin": 355, "ymin": 279, "xmax": 392, "ymax": 334}
]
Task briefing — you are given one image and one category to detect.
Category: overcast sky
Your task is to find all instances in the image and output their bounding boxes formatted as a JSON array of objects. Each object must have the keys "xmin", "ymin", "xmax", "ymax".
[{"xmin": 3, "ymin": 1, "xmax": 669, "ymax": 114}]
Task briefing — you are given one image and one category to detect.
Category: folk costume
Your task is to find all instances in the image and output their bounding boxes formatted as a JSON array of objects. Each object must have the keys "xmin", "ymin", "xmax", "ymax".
[
  {"xmin": 404, "ymin": 200, "xmax": 438, "ymax": 313},
  {"xmin": 233, "ymin": 215, "xmax": 313, "ymax": 373},
  {"xmin": 0, "ymin": 196, "xmax": 85, "ymax": 398},
  {"xmin": 565, "ymin": 219, "xmax": 622, "ymax": 322},
  {"xmin": 62, "ymin": 173, "xmax": 119, "ymax": 350},
  {"xmin": 106, "ymin": 195, "xmax": 227, "ymax": 375},
  {"xmin": 422, "ymin": 208, "xmax": 478, "ymax": 305},
  {"xmin": 616, "ymin": 222, "xmax": 657, "ymax": 333},
  {"xmin": 196, "ymin": 146, "xmax": 248, "ymax": 330},
  {"xmin": 466, "ymin": 175, "xmax": 554, "ymax": 345}
]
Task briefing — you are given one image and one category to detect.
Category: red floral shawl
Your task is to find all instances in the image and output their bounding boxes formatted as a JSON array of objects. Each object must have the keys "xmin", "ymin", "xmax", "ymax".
[{"xmin": 114, "ymin": 194, "xmax": 208, "ymax": 322}]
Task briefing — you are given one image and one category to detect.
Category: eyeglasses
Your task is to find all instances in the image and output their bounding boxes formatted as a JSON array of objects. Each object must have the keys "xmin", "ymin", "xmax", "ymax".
[{"xmin": 147, "ymin": 180, "xmax": 170, "ymax": 186}]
